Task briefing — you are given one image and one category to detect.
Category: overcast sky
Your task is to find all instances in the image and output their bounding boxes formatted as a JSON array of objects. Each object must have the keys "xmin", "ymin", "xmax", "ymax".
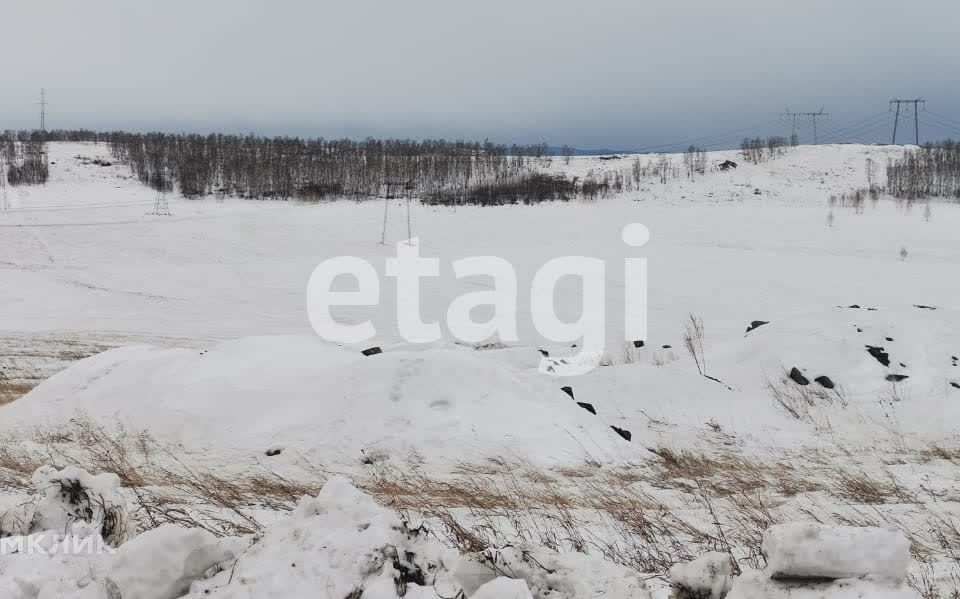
[{"xmin": 3, "ymin": 0, "xmax": 959, "ymax": 149}]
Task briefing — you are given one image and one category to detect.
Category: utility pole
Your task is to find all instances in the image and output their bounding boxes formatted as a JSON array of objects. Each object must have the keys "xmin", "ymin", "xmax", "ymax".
[
  {"xmin": 781, "ymin": 108, "xmax": 828, "ymax": 144},
  {"xmin": 38, "ymin": 88, "xmax": 48, "ymax": 133},
  {"xmin": 890, "ymin": 98, "xmax": 924, "ymax": 145}
]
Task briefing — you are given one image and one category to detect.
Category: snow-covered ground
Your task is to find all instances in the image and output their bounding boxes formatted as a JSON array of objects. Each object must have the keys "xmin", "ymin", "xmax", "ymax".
[{"xmin": 1, "ymin": 142, "xmax": 959, "ymax": 597}]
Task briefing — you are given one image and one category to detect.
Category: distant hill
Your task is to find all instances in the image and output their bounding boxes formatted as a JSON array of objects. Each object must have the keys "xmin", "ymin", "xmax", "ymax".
[{"xmin": 546, "ymin": 145, "xmax": 633, "ymax": 157}]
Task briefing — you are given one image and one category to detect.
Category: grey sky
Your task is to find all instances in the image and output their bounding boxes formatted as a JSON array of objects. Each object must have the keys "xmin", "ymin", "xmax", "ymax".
[{"xmin": 3, "ymin": 0, "xmax": 959, "ymax": 149}]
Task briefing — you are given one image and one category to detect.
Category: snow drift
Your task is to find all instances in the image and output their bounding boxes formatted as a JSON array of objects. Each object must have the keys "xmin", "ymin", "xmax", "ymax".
[{"xmin": 0, "ymin": 336, "xmax": 639, "ymax": 472}]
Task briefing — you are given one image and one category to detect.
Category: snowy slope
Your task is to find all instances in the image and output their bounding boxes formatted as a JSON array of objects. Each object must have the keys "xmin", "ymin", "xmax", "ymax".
[
  {"xmin": 3, "ymin": 141, "xmax": 960, "ymax": 466},
  {"xmin": 0, "ymin": 336, "xmax": 640, "ymax": 471}
]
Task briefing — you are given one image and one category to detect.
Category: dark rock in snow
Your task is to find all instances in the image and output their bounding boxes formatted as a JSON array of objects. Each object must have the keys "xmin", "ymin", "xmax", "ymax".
[
  {"xmin": 789, "ymin": 367, "xmax": 810, "ymax": 386},
  {"xmin": 848, "ymin": 304, "xmax": 861, "ymax": 309},
  {"xmin": 560, "ymin": 386, "xmax": 575, "ymax": 400},
  {"xmin": 611, "ymin": 426, "xmax": 632, "ymax": 442},
  {"xmin": 951, "ymin": 382, "xmax": 960, "ymax": 389},
  {"xmin": 719, "ymin": 160, "xmax": 738, "ymax": 171},
  {"xmin": 745, "ymin": 320, "xmax": 770, "ymax": 334},
  {"xmin": 577, "ymin": 402, "xmax": 597, "ymax": 415},
  {"xmin": 538, "ymin": 349, "xmax": 550, "ymax": 357},
  {"xmin": 361, "ymin": 347, "xmax": 382, "ymax": 357},
  {"xmin": 814, "ymin": 376, "xmax": 835, "ymax": 389},
  {"xmin": 886, "ymin": 374, "xmax": 910, "ymax": 382},
  {"xmin": 662, "ymin": 344, "xmax": 672, "ymax": 349},
  {"xmin": 633, "ymin": 340, "xmax": 645, "ymax": 348},
  {"xmin": 885, "ymin": 337, "xmax": 894, "ymax": 342},
  {"xmin": 914, "ymin": 304, "xmax": 938, "ymax": 310},
  {"xmin": 865, "ymin": 346, "xmax": 891, "ymax": 367},
  {"xmin": 265, "ymin": 448, "xmax": 282, "ymax": 457},
  {"xmin": 856, "ymin": 327, "xmax": 863, "ymax": 333}
]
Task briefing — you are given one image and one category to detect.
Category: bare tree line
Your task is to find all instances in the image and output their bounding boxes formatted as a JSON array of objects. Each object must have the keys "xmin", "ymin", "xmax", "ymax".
[
  {"xmin": 886, "ymin": 140, "xmax": 960, "ymax": 200},
  {"xmin": 740, "ymin": 136, "xmax": 789, "ymax": 164},
  {"xmin": 2, "ymin": 138, "xmax": 49, "ymax": 186},
  {"xmin": 105, "ymin": 133, "xmax": 557, "ymax": 202}
]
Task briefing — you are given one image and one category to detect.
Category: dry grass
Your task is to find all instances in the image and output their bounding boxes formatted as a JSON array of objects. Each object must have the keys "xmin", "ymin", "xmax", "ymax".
[
  {"xmin": 920, "ymin": 444, "xmax": 960, "ymax": 463},
  {"xmin": 828, "ymin": 468, "xmax": 905, "ymax": 505},
  {"xmin": 0, "ymin": 381, "xmax": 34, "ymax": 405},
  {"xmin": 767, "ymin": 372, "xmax": 847, "ymax": 425},
  {"xmin": 3, "ymin": 417, "xmax": 960, "ymax": 590},
  {"xmin": 646, "ymin": 446, "xmax": 820, "ymax": 498}
]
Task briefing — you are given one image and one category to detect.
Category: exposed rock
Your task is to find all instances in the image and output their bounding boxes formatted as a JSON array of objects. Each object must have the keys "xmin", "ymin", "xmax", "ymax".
[
  {"xmin": 361, "ymin": 347, "xmax": 382, "ymax": 357},
  {"xmin": 560, "ymin": 386, "xmax": 575, "ymax": 399},
  {"xmin": 745, "ymin": 320, "xmax": 770, "ymax": 334},
  {"xmin": 577, "ymin": 402, "xmax": 597, "ymax": 415},
  {"xmin": 633, "ymin": 340, "xmax": 645, "ymax": 348},
  {"xmin": 886, "ymin": 374, "xmax": 909, "ymax": 383},
  {"xmin": 611, "ymin": 426, "xmax": 632, "ymax": 442},
  {"xmin": 866, "ymin": 345, "xmax": 891, "ymax": 367},
  {"xmin": 789, "ymin": 367, "xmax": 810, "ymax": 386},
  {"xmin": 813, "ymin": 376, "xmax": 835, "ymax": 389}
]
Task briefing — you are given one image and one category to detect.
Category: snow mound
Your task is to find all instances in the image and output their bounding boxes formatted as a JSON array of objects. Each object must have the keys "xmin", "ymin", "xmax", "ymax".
[
  {"xmin": 471, "ymin": 578, "xmax": 535, "ymax": 599},
  {"xmin": 669, "ymin": 552, "xmax": 738, "ymax": 598},
  {"xmin": 0, "ymin": 525, "xmax": 233, "ymax": 599},
  {"xmin": 0, "ymin": 465, "xmax": 135, "ymax": 546},
  {"xmin": 762, "ymin": 522, "xmax": 910, "ymax": 582},
  {"xmin": 107, "ymin": 525, "xmax": 235, "ymax": 599},
  {"xmin": 481, "ymin": 545, "xmax": 652, "ymax": 599},
  {"xmin": 726, "ymin": 571, "xmax": 919, "ymax": 599},
  {"xmin": 2, "ymin": 336, "xmax": 638, "ymax": 471},
  {"xmin": 185, "ymin": 475, "xmax": 462, "ymax": 598},
  {"xmin": 720, "ymin": 522, "xmax": 918, "ymax": 599}
]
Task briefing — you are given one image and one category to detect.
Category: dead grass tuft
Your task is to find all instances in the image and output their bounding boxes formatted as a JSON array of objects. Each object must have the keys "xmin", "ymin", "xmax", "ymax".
[{"xmin": 0, "ymin": 382, "xmax": 35, "ymax": 405}]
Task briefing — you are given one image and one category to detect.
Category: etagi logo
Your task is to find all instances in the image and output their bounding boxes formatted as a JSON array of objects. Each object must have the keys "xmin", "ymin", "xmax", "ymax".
[{"xmin": 307, "ymin": 224, "xmax": 649, "ymax": 376}]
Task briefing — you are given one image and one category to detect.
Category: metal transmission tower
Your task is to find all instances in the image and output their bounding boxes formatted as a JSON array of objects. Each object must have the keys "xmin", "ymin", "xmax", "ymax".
[
  {"xmin": 781, "ymin": 108, "xmax": 828, "ymax": 144},
  {"xmin": 890, "ymin": 98, "xmax": 925, "ymax": 145},
  {"xmin": 152, "ymin": 188, "xmax": 172, "ymax": 216},
  {"xmin": 782, "ymin": 109, "xmax": 800, "ymax": 141},
  {"xmin": 38, "ymin": 89, "xmax": 48, "ymax": 132},
  {"xmin": 379, "ymin": 177, "xmax": 416, "ymax": 245}
]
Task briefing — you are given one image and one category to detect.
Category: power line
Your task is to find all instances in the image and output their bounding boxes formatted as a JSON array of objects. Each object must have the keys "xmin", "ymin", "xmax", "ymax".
[
  {"xmin": 817, "ymin": 114, "xmax": 893, "ymax": 144},
  {"xmin": 919, "ymin": 113, "xmax": 960, "ymax": 139},
  {"xmin": 631, "ymin": 120, "xmax": 786, "ymax": 154},
  {"xmin": 781, "ymin": 108, "xmax": 828, "ymax": 144}
]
